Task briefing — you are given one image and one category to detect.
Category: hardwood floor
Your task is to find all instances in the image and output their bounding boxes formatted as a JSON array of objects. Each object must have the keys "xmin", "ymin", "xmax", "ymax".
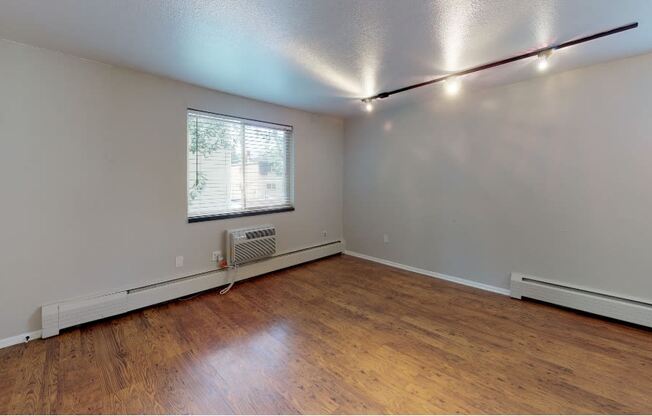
[{"xmin": 1, "ymin": 254, "xmax": 651, "ymax": 414}]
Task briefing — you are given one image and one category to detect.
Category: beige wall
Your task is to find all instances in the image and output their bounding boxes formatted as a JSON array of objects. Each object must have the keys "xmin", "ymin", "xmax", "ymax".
[
  {"xmin": 0, "ymin": 39, "xmax": 343, "ymax": 340},
  {"xmin": 344, "ymin": 52, "xmax": 652, "ymax": 301}
]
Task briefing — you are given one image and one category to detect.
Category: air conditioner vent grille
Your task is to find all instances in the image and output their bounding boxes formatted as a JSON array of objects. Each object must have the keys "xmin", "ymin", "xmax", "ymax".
[
  {"xmin": 245, "ymin": 228, "xmax": 275, "ymax": 239},
  {"xmin": 228, "ymin": 224, "xmax": 277, "ymax": 265}
]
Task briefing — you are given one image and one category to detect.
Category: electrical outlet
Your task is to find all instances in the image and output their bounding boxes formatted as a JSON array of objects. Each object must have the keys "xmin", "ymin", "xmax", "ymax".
[
  {"xmin": 383, "ymin": 234, "xmax": 389, "ymax": 244},
  {"xmin": 321, "ymin": 230, "xmax": 328, "ymax": 239},
  {"xmin": 175, "ymin": 256, "xmax": 184, "ymax": 268},
  {"xmin": 212, "ymin": 251, "xmax": 221, "ymax": 262}
]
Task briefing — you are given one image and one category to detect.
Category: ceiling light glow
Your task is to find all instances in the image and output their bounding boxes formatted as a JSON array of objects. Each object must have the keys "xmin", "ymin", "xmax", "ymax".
[
  {"xmin": 364, "ymin": 101, "xmax": 374, "ymax": 112},
  {"xmin": 444, "ymin": 76, "xmax": 461, "ymax": 96},
  {"xmin": 537, "ymin": 50, "xmax": 552, "ymax": 72}
]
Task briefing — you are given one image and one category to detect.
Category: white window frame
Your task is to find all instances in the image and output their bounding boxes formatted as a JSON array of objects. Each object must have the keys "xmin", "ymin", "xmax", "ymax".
[{"xmin": 186, "ymin": 108, "xmax": 295, "ymax": 222}]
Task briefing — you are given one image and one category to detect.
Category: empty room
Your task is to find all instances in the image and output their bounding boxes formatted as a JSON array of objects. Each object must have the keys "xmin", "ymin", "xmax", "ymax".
[{"xmin": 1, "ymin": 0, "xmax": 651, "ymax": 414}]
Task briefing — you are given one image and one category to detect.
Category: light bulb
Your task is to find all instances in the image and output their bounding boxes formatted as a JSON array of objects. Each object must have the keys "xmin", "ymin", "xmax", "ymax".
[
  {"xmin": 537, "ymin": 50, "xmax": 552, "ymax": 72},
  {"xmin": 364, "ymin": 101, "xmax": 373, "ymax": 112},
  {"xmin": 444, "ymin": 76, "xmax": 461, "ymax": 96},
  {"xmin": 537, "ymin": 56, "xmax": 549, "ymax": 71}
]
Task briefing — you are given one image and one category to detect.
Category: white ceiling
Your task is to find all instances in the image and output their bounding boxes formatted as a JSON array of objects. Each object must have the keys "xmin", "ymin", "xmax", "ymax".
[{"xmin": 1, "ymin": 0, "xmax": 651, "ymax": 117}]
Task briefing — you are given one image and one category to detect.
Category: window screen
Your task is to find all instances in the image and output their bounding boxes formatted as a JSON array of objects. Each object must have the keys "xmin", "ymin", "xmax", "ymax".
[{"xmin": 187, "ymin": 110, "xmax": 294, "ymax": 221}]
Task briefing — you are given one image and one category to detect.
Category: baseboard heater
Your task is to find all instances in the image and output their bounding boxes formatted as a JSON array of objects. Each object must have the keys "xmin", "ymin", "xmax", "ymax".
[
  {"xmin": 510, "ymin": 272, "xmax": 652, "ymax": 327},
  {"xmin": 42, "ymin": 241, "xmax": 343, "ymax": 338}
]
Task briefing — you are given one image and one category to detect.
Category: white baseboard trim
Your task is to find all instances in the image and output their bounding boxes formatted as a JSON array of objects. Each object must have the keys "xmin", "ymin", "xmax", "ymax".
[
  {"xmin": 344, "ymin": 250, "xmax": 510, "ymax": 296},
  {"xmin": 36, "ymin": 241, "xmax": 344, "ymax": 340},
  {"xmin": 511, "ymin": 272, "xmax": 652, "ymax": 327},
  {"xmin": 0, "ymin": 329, "xmax": 42, "ymax": 350},
  {"xmin": 1, "ymin": 241, "xmax": 344, "ymax": 349}
]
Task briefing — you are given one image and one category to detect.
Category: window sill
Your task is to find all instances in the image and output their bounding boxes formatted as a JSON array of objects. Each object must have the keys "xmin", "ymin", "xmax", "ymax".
[{"xmin": 188, "ymin": 206, "xmax": 295, "ymax": 223}]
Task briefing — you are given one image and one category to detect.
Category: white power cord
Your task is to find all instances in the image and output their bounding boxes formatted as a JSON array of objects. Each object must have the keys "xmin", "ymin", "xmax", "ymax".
[{"xmin": 219, "ymin": 263, "xmax": 238, "ymax": 295}]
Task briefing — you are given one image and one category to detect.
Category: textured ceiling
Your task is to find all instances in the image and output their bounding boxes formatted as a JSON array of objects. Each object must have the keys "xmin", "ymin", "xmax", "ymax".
[{"xmin": 0, "ymin": 0, "xmax": 651, "ymax": 116}]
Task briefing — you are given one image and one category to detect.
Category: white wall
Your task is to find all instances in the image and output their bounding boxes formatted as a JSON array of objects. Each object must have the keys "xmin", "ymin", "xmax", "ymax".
[
  {"xmin": 344, "ymin": 52, "xmax": 652, "ymax": 301},
  {"xmin": 0, "ymin": 39, "xmax": 343, "ymax": 340}
]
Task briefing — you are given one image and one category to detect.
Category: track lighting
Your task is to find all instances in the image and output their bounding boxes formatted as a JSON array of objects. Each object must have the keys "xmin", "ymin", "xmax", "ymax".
[
  {"xmin": 537, "ymin": 50, "xmax": 552, "ymax": 72},
  {"xmin": 360, "ymin": 22, "xmax": 637, "ymax": 108},
  {"xmin": 444, "ymin": 76, "xmax": 461, "ymax": 96}
]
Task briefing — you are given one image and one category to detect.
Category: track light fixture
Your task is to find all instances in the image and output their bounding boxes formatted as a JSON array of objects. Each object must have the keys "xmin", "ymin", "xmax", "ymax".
[
  {"xmin": 537, "ymin": 50, "xmax": 552, "ymax": 71},
  {"xmin": 360, "ymin": 22, "xmax": 637, "ymax": 111}
]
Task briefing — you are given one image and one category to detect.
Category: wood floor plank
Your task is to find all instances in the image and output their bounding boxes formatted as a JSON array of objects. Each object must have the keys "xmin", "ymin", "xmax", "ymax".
[{"xmin": 1, "ymin": 254, "xmax": 651, "ymax": 414}]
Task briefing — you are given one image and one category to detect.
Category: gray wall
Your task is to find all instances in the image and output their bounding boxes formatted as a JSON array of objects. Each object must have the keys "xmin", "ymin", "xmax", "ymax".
[
  {"xmin": 0, "ymin": 39, "xmax": 343, "ymax": 340},
  {"xmin": 344, "ymin": 52, "xmax": 652, "ymax": 301}
]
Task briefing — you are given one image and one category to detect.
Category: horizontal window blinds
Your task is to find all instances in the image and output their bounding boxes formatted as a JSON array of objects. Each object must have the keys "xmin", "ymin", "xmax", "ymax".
[{"xmin": 187, "ymin": 110, "xmax": 293, "ymax": 220}]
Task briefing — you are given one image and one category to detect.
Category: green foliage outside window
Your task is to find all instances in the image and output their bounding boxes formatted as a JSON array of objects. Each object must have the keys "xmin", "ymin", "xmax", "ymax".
[{"xmin": 188, "ymin": 116, "xmax": 236, "ymax": 200}]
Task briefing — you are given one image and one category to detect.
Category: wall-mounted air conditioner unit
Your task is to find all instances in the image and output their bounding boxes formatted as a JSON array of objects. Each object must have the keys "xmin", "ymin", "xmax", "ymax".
[{"xmin": 227, "ymin": 224, "xmax": 276, "ymax": 266}]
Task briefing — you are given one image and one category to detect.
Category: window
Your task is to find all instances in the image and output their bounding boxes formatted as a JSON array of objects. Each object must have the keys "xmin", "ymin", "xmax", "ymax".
[{"xmin": 187, "ymin": 109, "xmax": 294, "ymax": 222}]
